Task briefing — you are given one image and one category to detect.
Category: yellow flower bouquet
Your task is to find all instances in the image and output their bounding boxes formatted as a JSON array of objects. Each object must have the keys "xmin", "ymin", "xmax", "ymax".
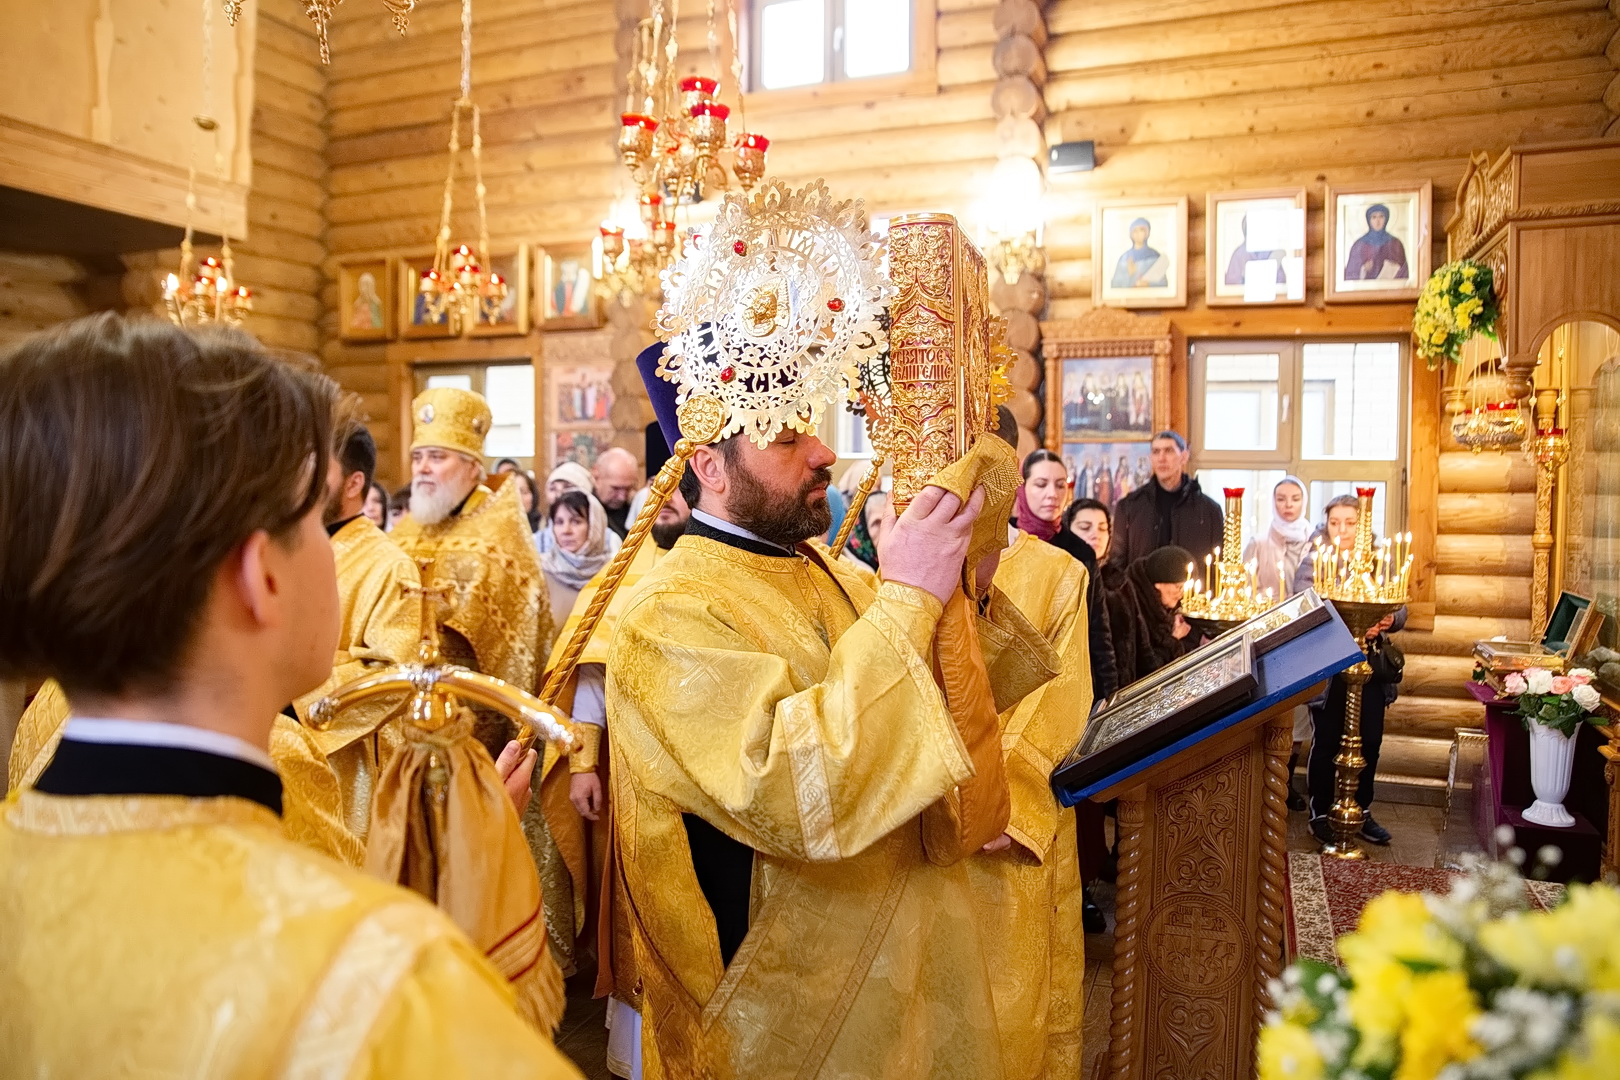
[
  {"xmin": 1413, "ymin": 260, "xmax": 1500, "ymax": 369},
  {"xmin": 1260, "ymin": 858, "xmax": 1620, "ymax": 1080}
]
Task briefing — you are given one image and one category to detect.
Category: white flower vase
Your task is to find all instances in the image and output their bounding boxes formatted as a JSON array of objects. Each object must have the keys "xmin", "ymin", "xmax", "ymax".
[{"xmin": 1522, "ymin": 721, "xmax": 1578, "ymax": 828}]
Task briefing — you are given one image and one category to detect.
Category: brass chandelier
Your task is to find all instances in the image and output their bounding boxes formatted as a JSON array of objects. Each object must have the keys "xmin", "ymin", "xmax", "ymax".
[
  {"xmin": 166, "ymin": 0, "xmax": 252, "ymax": 329},
  {"xmin": 415, "ymin": 0, "xmax": 509, "ymax": 334},
  {"xmin": 598, "ymin": 0, "xmax": 770, "ymax": 299},
  {"xmin": 224, "ymin": 0, "xmax": 418, "ymax": 64}
]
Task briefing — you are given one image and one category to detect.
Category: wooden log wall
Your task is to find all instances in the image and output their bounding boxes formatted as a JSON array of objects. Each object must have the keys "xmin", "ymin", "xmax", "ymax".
[
  {"xmin": 1040, "ymin": 0, "xmax": 1620, "ymax": 319},
  {"xmin": 0, "ymin": 253, "xmax": 96, "ymax": 347},
  {"xmin": 319, "ymin": 0, "xmax": 623, "ymax": 480},
  {"xmin": 315, "ymin": 0, "xmax": 1014, "ymax": 479},
  {"xmin": 121, "ymin": 0, "xmax": 328, "ymax": 357}
]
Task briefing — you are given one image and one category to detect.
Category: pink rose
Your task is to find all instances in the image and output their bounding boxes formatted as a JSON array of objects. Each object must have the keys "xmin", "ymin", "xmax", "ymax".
[
  {"xmin": 1550, "ymin": 676, "xmax": 1575, "ymax": 695},
  {"xmin": 1503, "ymin": 672, "xmax": 1528, "ymax": 695}
]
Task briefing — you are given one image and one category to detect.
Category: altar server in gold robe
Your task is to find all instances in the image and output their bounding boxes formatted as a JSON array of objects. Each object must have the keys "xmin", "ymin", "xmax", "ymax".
[
  {"xmin": 293, "ymin": 409, "xmax": 422, "ymax": 842},
  {"xmin": 973, "ymin": 515, "xmax": 1094, "ymax": 1078},
  {"xmin": 7, "ymin": 412, "xmax": 424, "ymax": 863},
  {"xmin": 0, "ymin": 314, "xmax": 580, "ymax": 1078},
  {"xmin": 602, "ymin": 181, "xmax": 1056, "ymax": 1080}
]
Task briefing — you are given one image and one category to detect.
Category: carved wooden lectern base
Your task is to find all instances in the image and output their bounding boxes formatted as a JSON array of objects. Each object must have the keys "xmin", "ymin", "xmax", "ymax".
[{"xmin": 1101, "ymin": 712, "xmax": 1294, "ymax": 1080}]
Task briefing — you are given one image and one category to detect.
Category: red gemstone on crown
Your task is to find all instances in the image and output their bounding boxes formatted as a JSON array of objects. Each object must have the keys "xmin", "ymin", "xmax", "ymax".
[
  {"xmin": 827, "ymin": 297, "xmax": 844, "ymax": 312},
  {"xmin": 733, "ymin": 240, "xmax": 747, "ymax": 256},
  {"xmin": 719, "ymin": 365, "xmax": 736, "ymax": 382}
]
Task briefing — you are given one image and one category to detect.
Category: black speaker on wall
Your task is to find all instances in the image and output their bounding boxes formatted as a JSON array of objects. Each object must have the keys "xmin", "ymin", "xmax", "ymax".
[{"xmin": 1047, "ymin": 141, "xmax": 1096, "ymax": 175}]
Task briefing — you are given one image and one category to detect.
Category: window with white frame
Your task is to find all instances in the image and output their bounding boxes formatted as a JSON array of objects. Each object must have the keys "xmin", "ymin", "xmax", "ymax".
[
  {"xmin": 1189, "ymin": 340, "xmax": 1407, "ymax": 539},
  {"xmin": 416, "ymin": 361, "xmax": 536, "ymax": 465},
  {"xmin": 750, "ymin": 0, "xmax": 914, "ymax": 91}
]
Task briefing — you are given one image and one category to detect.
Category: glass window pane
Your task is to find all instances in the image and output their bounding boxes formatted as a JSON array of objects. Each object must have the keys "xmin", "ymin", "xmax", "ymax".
[
  {"xmin": 426, "ymin": 373, "xmax": 473, "ymax": 391},
  {"xmin": 483, "ymin": 364, "xmax": 535, "ymax": 459},
  {"xmin": 843, "ymin": 0, "xmax": 910, "ymax": 79},
  {"xmin": 1310, "ymin": 480, "xmax": 1388, "ymax": 540},
  {"xmin": 759, "ymin": 0, "xmax": 826, "ymax": 89},
  {"xmin": 1300, "ymin": 342, "xmax": 1401, "ymax": 461},
  {"xmin": 1202, "ymin": 352, "xmax": 1280, "ymax": 452}
]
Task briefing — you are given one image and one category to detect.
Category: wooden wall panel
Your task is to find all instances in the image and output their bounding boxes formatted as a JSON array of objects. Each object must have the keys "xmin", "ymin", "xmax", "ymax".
[
  {"xmin": 1041, "ymin": 0, "xmax": 1620, "ymax": 320},
  {"xmin": 0, "ymin": 253, "xmax": 94, "ymax": 347},
  {"xmin": 320, "ymin": 0, "xmax": 1003, "ymax": 481},
  {"xmin": 118, "ymin": 0, "xmax": 329, "ymax": 357}
]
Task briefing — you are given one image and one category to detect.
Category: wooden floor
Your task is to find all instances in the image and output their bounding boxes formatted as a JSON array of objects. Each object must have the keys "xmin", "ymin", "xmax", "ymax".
[{"xmin": 557, "ymin": 801, "xmax": 1455, "ymax": 1080}]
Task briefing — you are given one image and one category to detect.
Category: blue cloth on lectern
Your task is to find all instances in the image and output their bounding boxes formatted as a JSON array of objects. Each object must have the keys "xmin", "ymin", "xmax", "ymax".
[{"xmin": 1053, "ymin": 606, "xmax": 1363, "ymax": 806}]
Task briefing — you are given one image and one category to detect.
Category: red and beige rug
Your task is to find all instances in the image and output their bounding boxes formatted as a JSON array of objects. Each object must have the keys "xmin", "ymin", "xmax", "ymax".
[{"xmin": 1285, "ymin": 852, "xmax": 1565, "ymax": 964}]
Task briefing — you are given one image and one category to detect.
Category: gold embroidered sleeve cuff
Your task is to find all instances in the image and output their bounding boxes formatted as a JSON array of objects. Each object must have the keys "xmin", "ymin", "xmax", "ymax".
[
  {"xmin": 568, "ymin": 722, "xmax": 603, "ymax": 773},
  {"xmin": 871, "ymin": 581, "xmax": 946, "ymax": 655}
]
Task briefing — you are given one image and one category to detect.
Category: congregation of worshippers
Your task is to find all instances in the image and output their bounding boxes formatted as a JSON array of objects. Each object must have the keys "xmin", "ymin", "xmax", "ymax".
[{"xmin": 5, "ymin": 3, "xmax": 1620, "ymax": 1080}]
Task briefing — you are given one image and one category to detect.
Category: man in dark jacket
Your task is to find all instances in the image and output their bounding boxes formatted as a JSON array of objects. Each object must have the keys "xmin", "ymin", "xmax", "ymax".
[{"xmin": 1109, "ymin": 431, "xmax": 1223, "ymax": 570}]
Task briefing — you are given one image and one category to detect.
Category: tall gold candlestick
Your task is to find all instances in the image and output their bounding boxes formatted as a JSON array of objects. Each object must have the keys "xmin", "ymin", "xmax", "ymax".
[{"xmin": 1316, "ymin": 485, "xmax": 1409, "ymax": 860}]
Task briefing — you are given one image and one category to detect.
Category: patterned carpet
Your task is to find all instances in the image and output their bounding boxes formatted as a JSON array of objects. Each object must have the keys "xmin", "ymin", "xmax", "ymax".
[{"xmin": 1285, "ymin": 852, "xmax": 1566, "ymax": 963}]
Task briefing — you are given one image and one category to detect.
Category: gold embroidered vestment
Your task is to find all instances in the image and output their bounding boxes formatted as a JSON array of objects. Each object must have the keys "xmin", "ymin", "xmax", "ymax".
[
  {"xmin": 605, "ymin": 534, "xmax": 1054, "ymax": 1080},
  {"xmin": 971, "ymin": 531, "xmax": 1093, "ymax": 1079},
  {"xmin": 293, "ymin": 515, "xmax": 423, "ymax": 842},
  {"xmin": 0, "ymin": 789, "xmax": 582, "ymax": 1078}
]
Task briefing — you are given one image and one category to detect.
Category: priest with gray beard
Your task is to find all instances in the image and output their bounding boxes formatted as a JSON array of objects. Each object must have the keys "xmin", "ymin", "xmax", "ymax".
[{"xmin": 388, "ymin": 387, "xmax": 555, "ymax": 759}]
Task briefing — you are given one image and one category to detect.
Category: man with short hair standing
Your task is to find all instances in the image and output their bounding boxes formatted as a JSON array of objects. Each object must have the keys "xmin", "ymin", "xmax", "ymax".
[
  {"xmin": 592, "ymin": 445, "xmax": 642, "ymax": 539},
  {"xmin": 1109, "ymin": 429, "xmax": 1223, "ymax": 569},
  {"xmin": 293, "ymin": 409, "xmax": 423, "ymax": 843},
  {"xmin": 0, "ymin": 314, "xmax": 581, "ymax": 1078}
]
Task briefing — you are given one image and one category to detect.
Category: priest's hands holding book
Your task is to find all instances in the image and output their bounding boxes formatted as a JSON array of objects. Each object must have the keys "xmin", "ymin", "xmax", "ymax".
[{"xmin": 877, "ymin": 485, "xmax": 988, "ymax": 606}]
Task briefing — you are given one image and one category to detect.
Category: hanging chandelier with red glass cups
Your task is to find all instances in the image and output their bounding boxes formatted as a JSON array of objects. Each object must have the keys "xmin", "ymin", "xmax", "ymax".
[
  {"xmin": 416, "ymin": 0, "xmax": 508, "ymax": 334},
  {"xmin": 598, "ymin": 0, "xmax": 769, "ymax": 300}
]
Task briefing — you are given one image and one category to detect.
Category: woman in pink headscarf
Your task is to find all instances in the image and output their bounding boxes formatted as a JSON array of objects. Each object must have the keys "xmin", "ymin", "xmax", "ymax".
[{"xmin": 1015, "ymin": 449, "xmax": 1070, "ymax": 540}]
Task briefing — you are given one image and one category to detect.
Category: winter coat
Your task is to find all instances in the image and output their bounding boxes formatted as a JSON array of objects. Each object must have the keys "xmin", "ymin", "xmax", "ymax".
[
  {"xmin": 1109, "ymin": 556, "xmax": 1194, "ymax": 687},
  {"xmin": 1110, "ymin": 474, "xmax": 1225, "ymax": 571}
]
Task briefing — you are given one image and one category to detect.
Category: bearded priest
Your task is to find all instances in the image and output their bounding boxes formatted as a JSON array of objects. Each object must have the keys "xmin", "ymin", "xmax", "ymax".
[
  {"xmin": 389, "ymin": 387, "xmax": 554, "ymax": 756},
  {"xmin": 0, "ymin": 315, "xmax": 581, "ymax": 1078},
  {"xmin": 387, "ymin": 386, "xmax": 569, "ymax": 959},
  {"xmin": 601, "ymin": 180, "xmax": 1057, "ymax": 1080}
]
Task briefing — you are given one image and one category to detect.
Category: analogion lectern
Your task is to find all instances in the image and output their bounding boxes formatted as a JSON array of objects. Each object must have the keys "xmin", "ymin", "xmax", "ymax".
[{"xmin": 1052, "ymin": 593, "xmax": 1361, "ymax": 1080}]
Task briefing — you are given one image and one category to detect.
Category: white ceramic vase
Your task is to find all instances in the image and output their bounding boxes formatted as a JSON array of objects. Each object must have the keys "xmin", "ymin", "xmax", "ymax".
[{"xmin": 1522, "ymin": 721, "xmax": 1578, "ymax": 828}]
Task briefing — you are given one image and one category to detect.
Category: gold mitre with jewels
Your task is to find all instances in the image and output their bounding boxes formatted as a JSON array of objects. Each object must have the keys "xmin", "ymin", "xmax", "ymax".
[
  {"xmin": 640, "ymin": 178, "xmax": 892, "ymax": 452},
  {"xmin": 410, "ymin": 386, "xmax": 492, "ymax": 459}
]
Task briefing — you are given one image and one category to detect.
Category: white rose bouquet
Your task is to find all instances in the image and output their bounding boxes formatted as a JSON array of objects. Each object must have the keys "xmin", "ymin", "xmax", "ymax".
[{"xmin": 1501, "ymin": 667, "xmax": 1604, "ymax": 737}]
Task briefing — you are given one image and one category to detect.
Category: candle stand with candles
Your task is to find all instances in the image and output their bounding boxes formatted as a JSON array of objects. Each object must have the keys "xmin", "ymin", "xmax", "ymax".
[
  {"xmin": 1312, "ymin": 487, "xmax": 1413, "ymax": 859},
  {"xmin": 1180, "ymin": 487, "xmax": 1275, "ymax": 637}
]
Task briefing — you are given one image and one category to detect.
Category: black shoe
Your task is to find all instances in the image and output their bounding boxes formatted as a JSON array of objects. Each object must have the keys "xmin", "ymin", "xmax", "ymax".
[
  {"xmin": 1360, "ymin": 815, "xmax": 1392, "ymax": 846},
  {"xmin": 1309, "ymin": 816, "xmax": 1334, "ymax": 845},
  {"xmin": 1081, "ymin": 887, "xmax": 1106, "ymax": 934},
  {"xmin": 1286, "ymin": 785, "xmax": 1307, "ymax": 812}
]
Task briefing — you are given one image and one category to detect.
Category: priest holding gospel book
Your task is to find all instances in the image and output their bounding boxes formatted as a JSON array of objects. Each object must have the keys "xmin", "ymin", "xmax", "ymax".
[
  {"xmin": 0, "ymin": 315, "xmax": 582, "ymax": 1078},
  {"xmin": 600, "ymin": 187, "xmax": 1058, "ymax": 1079}
]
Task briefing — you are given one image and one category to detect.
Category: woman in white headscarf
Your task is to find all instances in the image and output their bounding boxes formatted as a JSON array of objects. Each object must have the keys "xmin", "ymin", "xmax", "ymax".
[
  {"xmin": 1243, "ymin": 475, "xmax": 1311, "ymax": 600},
  {"xmin": 540, "ymin": 489, "xmax": 615, "ymax": 618}
]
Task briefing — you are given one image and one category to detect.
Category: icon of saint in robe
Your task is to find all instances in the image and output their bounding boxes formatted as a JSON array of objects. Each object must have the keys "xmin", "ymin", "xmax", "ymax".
[
  {"xmin": 349, "ymin": 271, "xmax": 384, "ymax": 330},
  {"xmin": 1110, "ymin": 218, "xmax": 1168, "ymax": 289},
  {"xmin": 1223, "ymin": 215, "xmax": 1286, "ymax": 286},
  {"xmin": 1342, "ymin": 203, "xmax": 1409, "ymax": 282}
]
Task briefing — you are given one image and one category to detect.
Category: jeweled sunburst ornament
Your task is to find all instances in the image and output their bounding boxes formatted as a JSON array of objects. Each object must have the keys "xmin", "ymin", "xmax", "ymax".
[{"xmin": 655, "ymin": 179, "xmax": 892, "ymax": 447}]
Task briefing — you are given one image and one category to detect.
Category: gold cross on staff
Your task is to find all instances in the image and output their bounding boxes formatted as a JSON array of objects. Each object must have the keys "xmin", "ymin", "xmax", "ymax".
[{"xmin": 402, "ymin": 559, "xmax": 458, "ymax": 665}]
